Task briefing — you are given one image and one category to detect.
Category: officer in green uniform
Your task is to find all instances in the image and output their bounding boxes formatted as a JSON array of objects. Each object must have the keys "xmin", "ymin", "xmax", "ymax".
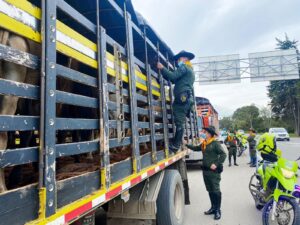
[
  {"xmin": 186, "ymin": 126, "xmax": 226, "ymax": 220},
  {"xmin": 224, "ymin": 132, "xmax": 238, "ymax": 166},
  {"xmin": 157, "ymin": 50, "xmax": 195, "ymax": 152}
]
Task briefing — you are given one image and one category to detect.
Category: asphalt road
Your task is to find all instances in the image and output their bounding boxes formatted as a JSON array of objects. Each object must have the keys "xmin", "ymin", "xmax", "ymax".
[{"xmin": 184, "ymin": 138, "xmax": 300, "ymax": 225}]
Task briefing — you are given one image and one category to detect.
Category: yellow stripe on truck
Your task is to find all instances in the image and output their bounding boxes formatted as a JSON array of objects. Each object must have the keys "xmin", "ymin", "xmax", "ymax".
[
  {"xmin": 56, "ymin": 21, "xmax": 97, "ymax": 52},
  {"xmin": 26, "ymin": 151, "xmax": 186, "ymax": 225},
  {"xmin": 0, "ymin": 0, "xmax": 168, "ymax": 99},
  {"xmin": 0, "ymin": 13, "xmax": 41, "ymax": 42},
  {"xmin": 5, "ymin": 0, "xmax": 41, "ymax": 19},
  {"xmin": 56, "ymin": 42, "xmax": 98, "ymax": 68}
]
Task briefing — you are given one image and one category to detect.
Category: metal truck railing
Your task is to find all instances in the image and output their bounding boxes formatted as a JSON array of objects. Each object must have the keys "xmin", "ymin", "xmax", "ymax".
[{"xmin": 0, "ymin": 0, "xmax": 199, "ymax": 224}]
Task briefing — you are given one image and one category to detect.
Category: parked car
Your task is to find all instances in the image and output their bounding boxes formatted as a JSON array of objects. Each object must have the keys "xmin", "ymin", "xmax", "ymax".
[
  {"xmin": 269, "ymin": 127, "xmax": 290, "ymax": 141},
  {"xmin": 218, "ymin": 130, "xmax": 228, "ymax": 144},
  {"xmin": 237, "ymin": 129, "xmax": 245, "ymax": 135}
]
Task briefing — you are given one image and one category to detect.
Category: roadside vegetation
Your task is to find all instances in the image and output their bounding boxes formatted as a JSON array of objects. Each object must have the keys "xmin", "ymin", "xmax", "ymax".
[{"xmin": 220, "ymin": 34, "xmax": 300, "ymax": 136}]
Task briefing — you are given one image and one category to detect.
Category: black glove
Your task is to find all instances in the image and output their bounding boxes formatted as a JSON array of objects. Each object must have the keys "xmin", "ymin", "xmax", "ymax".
[{"xmin": 216, "ymin": 164, "xmax": 223, "ymax": 173}]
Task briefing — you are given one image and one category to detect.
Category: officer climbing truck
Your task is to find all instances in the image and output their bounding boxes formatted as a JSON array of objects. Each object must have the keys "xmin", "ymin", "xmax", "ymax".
[{"xmin": 0, "ymin": 1, "xmax": 199, "ymax": 225}]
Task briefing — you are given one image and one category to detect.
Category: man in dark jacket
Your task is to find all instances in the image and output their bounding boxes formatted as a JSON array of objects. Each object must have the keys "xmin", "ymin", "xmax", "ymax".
[
  {"xmin": 186, "ymin": 126, "xmax": 226, "ymax": 220},
  {"xmin": 247, "ymin": 128, "xmax": 257, "ymax": 167},
  {"xmin": 157, "ymin": 50, "xmax": 195, "ymax": 153}
]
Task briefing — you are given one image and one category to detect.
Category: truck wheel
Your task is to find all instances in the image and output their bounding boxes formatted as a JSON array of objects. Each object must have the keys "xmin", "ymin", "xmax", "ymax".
[{"xmin": 157, "ymin": 170, "xmax": 185, "ymax": 225}]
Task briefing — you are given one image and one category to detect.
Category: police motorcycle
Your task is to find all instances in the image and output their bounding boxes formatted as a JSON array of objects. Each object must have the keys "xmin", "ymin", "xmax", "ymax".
[
  {"xmin": 249, "ymin": 133, "xmax": 300, "ymax": 225},
  {"xmin": 293, "ymin": 184, "xmax": 300, "ymax": 205},
  {"xmin": 292, "ymin": 156, "xmax": 300, "ymax": 205}
]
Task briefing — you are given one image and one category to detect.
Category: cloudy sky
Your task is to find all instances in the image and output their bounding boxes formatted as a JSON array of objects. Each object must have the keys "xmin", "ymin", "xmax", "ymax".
[{"xmin": 131, "ymin": 0, "xmax": 300, "ymax": 117}]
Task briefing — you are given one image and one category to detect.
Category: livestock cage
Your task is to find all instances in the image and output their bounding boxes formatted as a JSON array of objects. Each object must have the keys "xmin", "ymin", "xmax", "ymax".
[{"xmin": 0, "ymin": 0, "xmax": 199, "ymax": 224}]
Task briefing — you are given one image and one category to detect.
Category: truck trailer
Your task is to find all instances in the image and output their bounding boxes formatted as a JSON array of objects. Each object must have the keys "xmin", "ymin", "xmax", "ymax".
[
  {"xmin": 186, "ymin": 97, "xmax": 218, "ymax": 163},
  {"xmin": 195, "ymin": 97, "xmax": 219, "ymax": 132},
  {"xmin": 0, "ymin": 0, "xmax": 199, "ymax": 224}
]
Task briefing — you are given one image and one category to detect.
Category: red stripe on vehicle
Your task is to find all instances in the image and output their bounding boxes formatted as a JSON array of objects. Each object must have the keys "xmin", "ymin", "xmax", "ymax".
[
  {"xmin": 65, "ymin": 202, "xmax": 92, "ymax": 223},
  {"xmin": 159, "ymin": 164, "xmax": 165, "ymax": 170},
  {"xmin": 106, "ymin": 186, "xmax": 122, "ymax": 200},
  {"xmin": 147, "ymin": 168, "xmax": 155, "ymax": 176},
  {"xmin": 131, "ymin": 176, "xmax": 142, "ymax": 186}
]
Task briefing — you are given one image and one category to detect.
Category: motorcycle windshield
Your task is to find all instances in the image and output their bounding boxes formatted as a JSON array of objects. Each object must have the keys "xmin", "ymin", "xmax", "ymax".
[
  {"xmin": 276, "ymin": 158, "xmax": 298, "ymax": 191},
  {"xmin": 278, "ymin": 158, "xmax": 298, "ymax": 173}
]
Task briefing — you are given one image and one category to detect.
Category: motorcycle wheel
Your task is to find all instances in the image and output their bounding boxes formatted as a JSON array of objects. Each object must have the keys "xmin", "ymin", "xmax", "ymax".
[
  {"xmin": 262, "ymin": 196, "xmax": 300, "ymax": 225},
  {"xmin": 256, "ymin": 202, "xmax": 264, "ymax": 210}
]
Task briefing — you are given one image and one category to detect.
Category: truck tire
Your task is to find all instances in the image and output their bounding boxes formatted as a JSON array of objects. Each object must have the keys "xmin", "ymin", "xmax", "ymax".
[{"xmin": 157, "ymin": 170, "xmax": 185, "ymax": 225}]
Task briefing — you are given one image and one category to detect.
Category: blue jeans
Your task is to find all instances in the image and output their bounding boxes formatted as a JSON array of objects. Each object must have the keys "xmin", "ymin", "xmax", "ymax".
[{"xmin": 250, "ymin": 155, "xmax": 257, "ymax": 166}]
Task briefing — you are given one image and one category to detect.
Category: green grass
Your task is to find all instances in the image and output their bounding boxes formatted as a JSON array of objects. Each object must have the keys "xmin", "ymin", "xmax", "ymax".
[{"xmin": 289, "ymin": 133, "xmax": 299, "ymax": 138}]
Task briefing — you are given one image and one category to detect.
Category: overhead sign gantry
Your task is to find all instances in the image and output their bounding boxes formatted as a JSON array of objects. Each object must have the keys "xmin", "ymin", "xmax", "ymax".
[{"xmin": 193, "ymin": 49, "xmax": 299, "ymax": 85}]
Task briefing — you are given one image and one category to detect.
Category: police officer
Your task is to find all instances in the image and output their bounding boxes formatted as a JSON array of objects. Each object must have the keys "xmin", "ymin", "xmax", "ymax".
[
  {"xmin": 256, "ymin": 132, "xmax": 281, "ymax": 163},
  {"xmin": 247, "ymin": 128, "xmax": 257, "ymax": 167},
  {"xmin": 157, "ymin": 50, "xmax": 195, "ymax": 152},
  {"xmin": 186, "ymin": 126, "xmax": 226, "ymax": 220},
  {"xmin": 225, "ymin": 132, "xmax": 238, "ymax": 166}
]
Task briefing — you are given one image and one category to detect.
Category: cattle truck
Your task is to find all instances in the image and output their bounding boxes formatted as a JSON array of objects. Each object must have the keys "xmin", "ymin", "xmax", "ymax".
[{"xmin": 0, "ymin": 0, "xmax": 199, "ymax": 224}]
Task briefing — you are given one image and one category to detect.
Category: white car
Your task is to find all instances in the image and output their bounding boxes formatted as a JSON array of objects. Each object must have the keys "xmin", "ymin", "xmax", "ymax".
[
  {"xmin": 185, "ymin": 149, "xmax": 202, "ymax": 163},
  {"xmin": 218, "ymin": 131, "xmax": 228, "ymax": 144},
  {"xmin": 237, "ymin": 129, "xmax": 245, "ymax": 135},
  {"xmin": 269, "ymin": 127, "xmax": 290, "ymax": 141}
]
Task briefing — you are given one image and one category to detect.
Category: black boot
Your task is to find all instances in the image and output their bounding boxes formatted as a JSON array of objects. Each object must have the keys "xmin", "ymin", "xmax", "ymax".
[
  {"xmin": 214, "ymin": 209, "xmax": 221, "ymax": 220},
  {"xmin": 228, "ymin": 158, "xmax": 232, "ymax": 167},
  {"xmin": 214, "ymin": 192, "xmax": 222, "ymax": 220},
  {"xmin": 234, "ymin": 155, "xmax": 238, "ymax": 166},
  {"xmin": 170, "ymin": 126, "xmax": 184, "ymax": 153},
  {"xmin": 204, "ymin": 192, "xmax": 215, "ymax": 215},
  {"xmin": 169, "ymin": 143, "xmax": 180, "ymax": 153}
]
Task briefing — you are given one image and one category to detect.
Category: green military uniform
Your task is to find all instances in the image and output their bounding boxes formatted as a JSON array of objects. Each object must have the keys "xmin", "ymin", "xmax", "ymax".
[
  {"xmin": 186, "ymin": 137, "xmax": 226, "ymax": 220},
  {"xmin": 186, "ymin": 140, "xmax": 226, "ymax": 192},
  {"xmin": 161, "ymin": 64, "xmax": 195, "ymax": 149},
  {"xmin": 224, "ymin": 135, "xmax": 238, "ymax": 166},
  {"xmin": 247, "ymin": 135, "xmax": 256, "ymax": 157}
]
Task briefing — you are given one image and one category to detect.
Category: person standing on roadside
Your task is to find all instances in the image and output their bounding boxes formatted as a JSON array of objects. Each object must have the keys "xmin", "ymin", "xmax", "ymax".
[
  {"xmin": 247, "ymin": 128, "xmax": 257, "ymax": 167},
  {"xmin": 186, "ymin": 126, "xmax": 226, "ymax": 220},
  {"xmin": 225, "ymin": 132, "xmax": 239, "ymax": 166}
]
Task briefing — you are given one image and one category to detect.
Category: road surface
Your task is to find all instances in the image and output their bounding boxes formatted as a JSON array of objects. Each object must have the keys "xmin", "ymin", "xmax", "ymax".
[{"xmin": 184, "ymin": 137, "xmax": 300, "ymax": 225}]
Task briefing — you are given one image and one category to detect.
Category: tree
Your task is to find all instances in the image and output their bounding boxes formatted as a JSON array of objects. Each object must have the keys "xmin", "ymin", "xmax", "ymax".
[
  {"xmin": 275, "ymin": 33, "xmax": 298, "ymax": 52},
  {"xmin": 259, "ymin": 106, "xmax": 272, "ymax": 130},
  {"xmin": 232, "ymin": 105, "xmax": 260, "ymax": 130},
  {"xmin": 268, "ymin": 34, "xmax": 300, "ymax": 135},
  {"xmin": 219, "ymin": 117, "xmax": 234, "ymax": 130}
]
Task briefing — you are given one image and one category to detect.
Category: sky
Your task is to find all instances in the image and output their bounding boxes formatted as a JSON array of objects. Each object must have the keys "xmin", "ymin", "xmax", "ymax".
[{"xmin": 131, "ymin": 0, "xmax": 300, "ymax": 117}]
